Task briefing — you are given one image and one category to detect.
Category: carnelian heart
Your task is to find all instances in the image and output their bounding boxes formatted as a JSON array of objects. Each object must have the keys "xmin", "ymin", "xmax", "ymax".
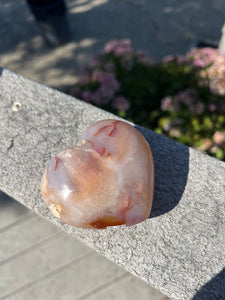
[{"xmin": 41, "ymin": 119, "xmax": 154, "ymax": 228}]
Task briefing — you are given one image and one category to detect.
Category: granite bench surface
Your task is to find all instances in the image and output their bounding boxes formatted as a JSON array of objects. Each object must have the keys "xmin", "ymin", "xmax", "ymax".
[{"xmin": 0, "ymin": 67, "xmax": 224, "ymax": 300}]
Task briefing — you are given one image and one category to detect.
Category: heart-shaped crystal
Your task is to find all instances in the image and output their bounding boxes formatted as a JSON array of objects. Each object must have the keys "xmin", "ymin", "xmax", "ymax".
[{"xmin": 41, "ymin": 119, "xmax": 154, "ymax": 228}]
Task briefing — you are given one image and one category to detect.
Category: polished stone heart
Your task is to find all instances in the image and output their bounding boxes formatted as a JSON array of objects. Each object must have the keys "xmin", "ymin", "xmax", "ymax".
[{"xmin": 41, "ymin": 119, "xmax": 154, "ymax": 229}]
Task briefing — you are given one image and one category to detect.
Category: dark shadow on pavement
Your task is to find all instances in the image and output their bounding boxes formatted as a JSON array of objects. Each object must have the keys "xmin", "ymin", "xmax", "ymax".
[
  {"xmin": 1, "ymin": 0, "xmax": 225, "ymax": 91},
  {"xmin": 0, "ymin": 190, "xmax": 30, "ymax": 231},
  {"xmin": 135, "ymin": 125, "xmax": 189, "ymax": 218},
  {"xmin": 193, "ymin": 268, "xmax": 225, "ymax": 300}
]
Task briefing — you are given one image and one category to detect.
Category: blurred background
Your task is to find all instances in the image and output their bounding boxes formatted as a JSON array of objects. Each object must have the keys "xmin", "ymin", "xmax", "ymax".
[
  {"xmin": 1, "ymin": 0, "xmax": 225, "ymax": 299},
  {"xmin": 1, "ymin": 0, "xmax": 225, "ymax": 90}
]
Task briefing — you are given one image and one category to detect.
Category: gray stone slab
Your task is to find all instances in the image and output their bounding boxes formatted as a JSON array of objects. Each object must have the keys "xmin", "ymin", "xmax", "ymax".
[
  {"xmin": 82, "ymin": 274, "xmax": 165, "ymax": 300},
  {"xmin": 0, "ymin": 214, "xmax": 58, "ymax": 263},
  {"xmin": 0, "ymin": 200, "xmax": 165, "ymax": 300},
  {"xmin": 6, "ymin": 252, "xmax": 125, "ymax": 300},
  {"xmin": 0, "ymin": 68, "xmax": 225, "ymax": 299},
  {"xmin": 0, "ymin": 233, "xmax": 91, "ymax": 299}
]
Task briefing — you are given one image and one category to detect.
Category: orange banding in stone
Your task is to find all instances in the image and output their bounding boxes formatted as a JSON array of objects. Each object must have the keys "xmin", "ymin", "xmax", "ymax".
[
  {"xmin": 54, "ymin": 156, "xmax": 59, "ymax": 170},
  {"xmin": 97, "ymin": 147, "xmax": 106, "ymax": 155},
  {"xmin": 87, "ymin": 140, "xmax": 94, "ymax": 147},
  {"xmin": 89, "ymin": 215, "xmax": 125, "ymax": 229},
  {"xmin": 94, "ymin": 121, "xmax": 118, "ymax": 137},
  {"xmin": 108, "ymin": 121, "xmax": 117, "ymax": 137},
  {"xmin": 89, "ymin": 196, "xmax": 133, "ymax": 228},
  {"xmin": 121, "ymin": 197, "xmax": 132, "ymax": 219}
]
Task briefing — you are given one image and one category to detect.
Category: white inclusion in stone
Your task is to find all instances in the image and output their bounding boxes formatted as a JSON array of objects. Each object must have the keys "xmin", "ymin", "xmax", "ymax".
[
  {"xmin": 48, "ymin": 203, "xmax": 61, "ymax": 219},
  {"xmin": 61, "ymin": 184, "xmax": 72, "ymax": 199}
]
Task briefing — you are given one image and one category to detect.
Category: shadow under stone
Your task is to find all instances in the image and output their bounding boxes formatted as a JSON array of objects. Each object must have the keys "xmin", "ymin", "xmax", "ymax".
[
  {"xmin": 193, "ymin": 268, "xmax": 225, "ymax": 300},
  {"xmin": 135, "ymin": 125, "xmax": 189, "ymax": 218},
  {"xmin": 0, "ymin": 190, "xmax": 27, "ymax": 213}
]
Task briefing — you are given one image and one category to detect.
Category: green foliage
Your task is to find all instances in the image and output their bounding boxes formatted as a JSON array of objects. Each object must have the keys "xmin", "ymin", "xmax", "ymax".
[{"xmin": 70, "ymin": 40, "xmax": 225, "ymax": 161}]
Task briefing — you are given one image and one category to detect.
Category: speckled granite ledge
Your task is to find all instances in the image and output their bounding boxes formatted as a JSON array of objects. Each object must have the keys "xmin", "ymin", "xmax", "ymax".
[{"xmin": 0, "ymin": 68, "xmax": 224, "ymax": 300}]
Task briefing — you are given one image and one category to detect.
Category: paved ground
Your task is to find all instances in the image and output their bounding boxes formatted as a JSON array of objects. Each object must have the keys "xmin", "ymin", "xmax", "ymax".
[
  {"xmin": 0, "ymin": 193, "xmax": 166, "ymax": 300},
  {"xmin": 0, "ymin": 0, "xmax": 225, "ymax": 90}
]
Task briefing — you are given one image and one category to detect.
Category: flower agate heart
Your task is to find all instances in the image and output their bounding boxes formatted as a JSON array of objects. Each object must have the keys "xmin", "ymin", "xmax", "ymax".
[{"xmin": 41, "ymin": 119, "xmax": 154, "ymax": 229}]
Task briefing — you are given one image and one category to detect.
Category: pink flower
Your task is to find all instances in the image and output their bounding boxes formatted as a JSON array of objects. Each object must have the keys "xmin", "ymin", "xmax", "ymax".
[
  {"xmin": 177, "ymin": 56, "xmax": 188, "ymax": 64},
  {"xmin": 162, "ymin": 54, "xmax": 187, "ymax": 64},
  {"xmin": 92, "ymin": 71, "xmax": 120, "ymax": 92},
  {"xmin": 78, "ymin": 76, "xmax": 90, "ymax": 86},
  {"xmin": 104, "ymin": 62, "xmax": 115, "ymax": 72},
  {"xmin": 213, "ymin": 131, "xmax": 225, "ymax": 145},
  {"xmin": 209, "ymin": 145, "xmax": 218, "ymax": 154},
  {"xmin": 120, "ymin": 39, "xmax": 131, "ymax": 48},
  {"xmin": 90, "ymin": 56, "xmax": 101, "ymax": 68},
  {"xmin": 174, "ymin": 89, "xmax": 196, "ymax": 107},
  {"xmin": 136, "ymin": 51, "xmax": 152, "ymax": 65},
  {"xmin": 162, "ymin": 55, "xmax": 187, "ymax": 64},
  {"xmin": 82, "ymin": 90, "xmax": 93, "ymax": 102},
  {"xmin": 210, "ymin": 78, "xmax": 225, "ymax": 96},
  {"xmin": 172, "ymin": 89, "xmax": 197, "ymax": 112},
  {"xmin": 208, "ymin": 103, "xmax": 217, "ymax": 112},
  {"xmin": 187, "ymin": 47, "xmax": 218, "ymax": 68},
  {"xmin": 162, "ymin": 90, "xmax": 204, "ymax": 114},
  {"xmin": 88, "ymin": 71, "xmax": 121, "ymax": 104},
  {"xmin": 162, "ymin": 55, "xmax": 176, "ymax": 63},
  {"xmin": 99, "ymin": 84, "xmax": 115, "ymax": 102},
  {"xmin": 192, "ymin": 58, "xmax": 206, "ymax": 68},
  {"xmin": 112, "ymin": 96, "xmax": 130, "ymax": 111},
  {"xmin": 194, "ymin": 102, "xmax": 205, "ymax": 115},
  {"xmin": 101, "ymin": 73, "xmax": 120, "ymax": 91},
  {"xmin": 187, "ymin": 47, "xmax": 225, "ymax": 81},
  {"xmin": 161, "ymin": 96, "xmax": 174, "ymax": 111},
  {"xmin": 104, "ymin": 40, "xmax": 118, "ymax": 54},
  {"xmin": 104, "ymin": 39, "xmax": 132, "ymax": 56},
  {"xmin": 92, "ymin": 70, "xmax": 104, "ymax": 82},
  {"xmin": 115, "ymin": 39, "xmax": 132, "ymax": 56}
]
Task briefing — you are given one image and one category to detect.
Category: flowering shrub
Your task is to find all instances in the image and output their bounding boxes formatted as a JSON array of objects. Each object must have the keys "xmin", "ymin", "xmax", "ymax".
[{"xmin": 70, "ymin": 40, "xmax": 225, "ymax": 161}]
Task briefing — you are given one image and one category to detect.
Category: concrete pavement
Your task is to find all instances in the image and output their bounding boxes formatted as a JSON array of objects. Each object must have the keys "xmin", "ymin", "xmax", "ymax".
[{"xmin": 0, "ymin": 0, "xmax": 225, "ymax": 89}]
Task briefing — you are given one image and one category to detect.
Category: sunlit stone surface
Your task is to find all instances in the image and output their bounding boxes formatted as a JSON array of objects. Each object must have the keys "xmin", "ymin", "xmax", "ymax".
[{"xmin": 41, "ymin": 119, "xmax": 154, "ymax": 228}]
